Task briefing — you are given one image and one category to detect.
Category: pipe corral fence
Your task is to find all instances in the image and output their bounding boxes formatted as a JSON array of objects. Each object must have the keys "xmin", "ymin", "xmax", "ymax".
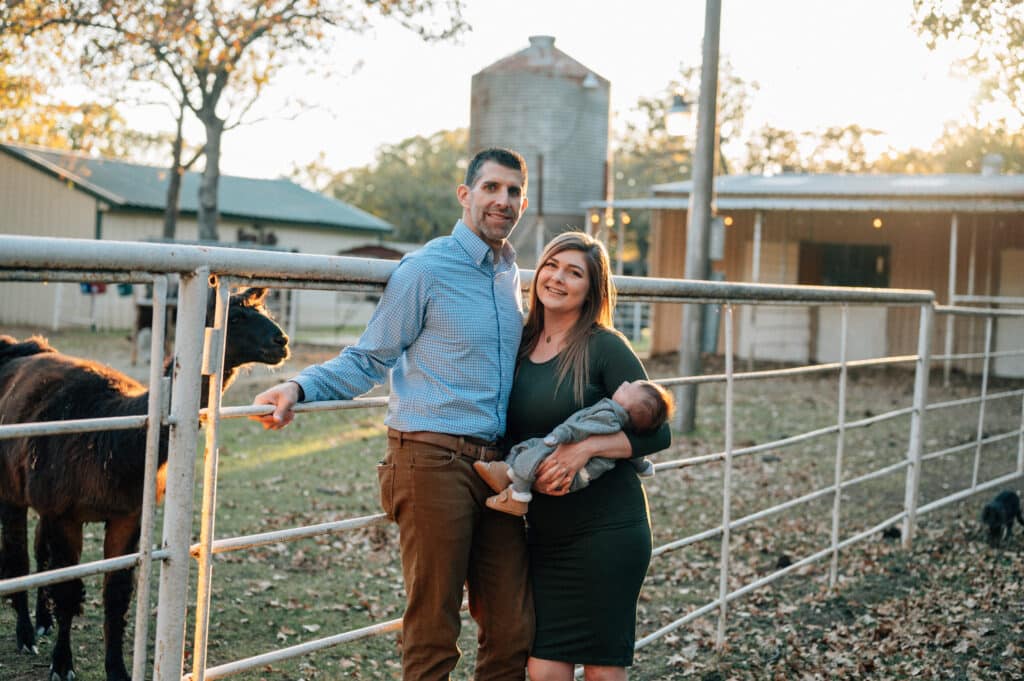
[{"xmin": 0, "ymin": 235, "xmax": 1022, "ymax": 681}]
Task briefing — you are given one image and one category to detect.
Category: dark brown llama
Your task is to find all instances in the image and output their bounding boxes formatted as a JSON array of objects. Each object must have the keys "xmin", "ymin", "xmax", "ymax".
[{"xmin": 0, "ymin": 287, "xmax": 289, "ymax": 681}]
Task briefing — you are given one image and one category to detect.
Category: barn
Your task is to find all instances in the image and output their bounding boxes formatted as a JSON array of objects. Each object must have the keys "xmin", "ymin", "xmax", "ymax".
[
  {"xmin": 0, "ymin": 142, "xmax": 392, "ymax": 331},
  {"xmin": 587, "ymin": 170, "xmax": 1024, "ymax": 377}
]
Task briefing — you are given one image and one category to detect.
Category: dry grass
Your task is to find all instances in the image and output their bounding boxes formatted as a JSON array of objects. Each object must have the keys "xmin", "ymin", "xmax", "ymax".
[{"xmin": 0, "ymin": 330, "xmax": 1021, "ymax": 680}]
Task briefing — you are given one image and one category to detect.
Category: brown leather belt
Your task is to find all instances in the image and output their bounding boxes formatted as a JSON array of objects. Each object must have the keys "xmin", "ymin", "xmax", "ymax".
[{"xmin": 387, "ymin": 428, "xmax": 502, "ymax": 462}]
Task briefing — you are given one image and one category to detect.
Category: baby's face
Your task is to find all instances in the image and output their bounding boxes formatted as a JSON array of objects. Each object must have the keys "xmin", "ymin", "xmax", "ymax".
[{"xmin": 612, "ymin": 380, "xmax": 650, "ymax": 426}]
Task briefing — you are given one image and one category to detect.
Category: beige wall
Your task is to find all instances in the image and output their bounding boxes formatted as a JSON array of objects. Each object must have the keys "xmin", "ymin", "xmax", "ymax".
[
  {"xmin": 0, "ymin": 152, "xmax": 96, "ymax": 238},
  {"xmin": 648, "ymin": 207, "xmax": 1024, "ymax": 376},
  {"xmin": 0, "ymin": 157, "xmax": 386, "ymax": 330},
  {"xmin": 994, "ymin": 249, "xmax": 1024, "ymax": 378},
  {"xmin": 0, "ymin": 154, "xmax": 99, "ymax": 328}
]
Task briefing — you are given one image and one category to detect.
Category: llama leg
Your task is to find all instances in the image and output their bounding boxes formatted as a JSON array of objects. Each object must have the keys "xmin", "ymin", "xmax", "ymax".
[
  {"xmin": 34, "ymin": 521, "xmax": 53, "ymax": 636},
  {"xmin": 0, "ymin": 502, "xmax": 36, "ymax": 654},
  {"xmin": 40, "ymin": 516, "xmax": 84, "ymax": 681},
  {"xmin": 101, "ymin": 515, "xmax": 140, "ymax": 681}
]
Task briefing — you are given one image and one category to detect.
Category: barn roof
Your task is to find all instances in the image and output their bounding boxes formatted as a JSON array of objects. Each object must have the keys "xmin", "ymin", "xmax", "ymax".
[
  {"xmin": 583, "ymin": 173, "xmax": 1024, "ymax": 213},
  {"xmin": 1, "ymin": 142, "xmax": 392, "ymax": 233}
]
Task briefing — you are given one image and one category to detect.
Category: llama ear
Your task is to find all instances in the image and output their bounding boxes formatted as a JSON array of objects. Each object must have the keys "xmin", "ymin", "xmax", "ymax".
[{"xmin": 241, "ymin": 287, "xmax": 269, "ymax": 305}]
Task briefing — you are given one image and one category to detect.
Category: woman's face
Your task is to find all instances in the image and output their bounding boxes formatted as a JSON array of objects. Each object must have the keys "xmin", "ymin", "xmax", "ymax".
[{"xmin": 536, "ymin": 248, "xmax": 591, "ymax": 318}]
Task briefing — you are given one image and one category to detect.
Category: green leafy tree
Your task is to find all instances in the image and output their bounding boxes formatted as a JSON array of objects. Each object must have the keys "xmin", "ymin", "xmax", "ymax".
[
  {"xmin": 913, "ymin": 0, "xmax": 1024, "ymax": 118},
  {"xmin": 740, "ymin": 124, "xmax": 885, "ymax": 175},
  {"xmin": 874, "ymin": 120, "xmax": 1024, "ymax": 174},
  {"xmin": 803, "ymin": 124, "xmax": 885, "ymax": 173},
  {"xmin": 740, "ymin": 124, "xmax": 804, "ymax": 175},
  {"xmin": 305, "ymin": 128, "xmax": 467, "ymax": 244},
  {"xmin": 612, "ymin": 62, "xmax": 757, "ymax": 271},
  {"xmin": 8, "ymin": 0, "xmax": 467, "ymax": 241}
]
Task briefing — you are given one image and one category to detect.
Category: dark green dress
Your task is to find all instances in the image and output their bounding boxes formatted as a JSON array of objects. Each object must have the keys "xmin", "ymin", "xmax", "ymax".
[{"xmin": 506, "ymin": 328, "xmax": 671, "ymax": 666}]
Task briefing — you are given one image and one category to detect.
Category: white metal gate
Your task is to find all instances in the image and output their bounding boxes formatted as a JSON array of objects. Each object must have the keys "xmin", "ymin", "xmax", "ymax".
[{"xmin": 0, "ymin": 235, "xmax": 1021, "ymax": 681}]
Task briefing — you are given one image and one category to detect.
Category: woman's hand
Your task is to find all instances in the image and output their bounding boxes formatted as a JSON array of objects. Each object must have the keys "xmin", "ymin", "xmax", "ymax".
[
  {"xmin": 534, "ymin": 431, "xmax": 633, "ymax": 496},
  {"xmin": 535, "ymin": 441, "xmax": 592, "ymax": 495}
]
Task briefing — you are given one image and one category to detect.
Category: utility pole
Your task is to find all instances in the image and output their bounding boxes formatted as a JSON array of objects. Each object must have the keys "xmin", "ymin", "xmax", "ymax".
[{"xmin": 676, "ymin": 0, "xmax": 722, "ymax": 432}]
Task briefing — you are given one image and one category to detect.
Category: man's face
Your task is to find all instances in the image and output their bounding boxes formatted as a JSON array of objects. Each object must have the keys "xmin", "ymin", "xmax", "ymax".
[{"xmin": 457, "ymin": 161, "xmax": 528, "ymax": 252}]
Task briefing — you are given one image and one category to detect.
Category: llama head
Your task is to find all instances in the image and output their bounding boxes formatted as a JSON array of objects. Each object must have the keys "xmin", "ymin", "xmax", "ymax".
[{"xmin": 221, "ymin": 287, "xmax": 290, "ymax": 371}]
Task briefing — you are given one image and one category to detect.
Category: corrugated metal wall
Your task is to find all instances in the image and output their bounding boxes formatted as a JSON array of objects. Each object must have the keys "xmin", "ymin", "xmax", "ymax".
[{"xmin": 648, "ymin": 207, "xmax": 1024, "ymax": 377}]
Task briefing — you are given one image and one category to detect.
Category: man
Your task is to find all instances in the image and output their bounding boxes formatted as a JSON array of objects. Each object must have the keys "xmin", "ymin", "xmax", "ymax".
[{"xmin": 251, "ymin": 148, "xmax": 532, "ymax": 680}]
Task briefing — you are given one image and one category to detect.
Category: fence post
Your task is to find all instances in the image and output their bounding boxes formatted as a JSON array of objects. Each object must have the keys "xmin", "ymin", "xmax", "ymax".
[
  {"xmin": 191, "ymin": 277, "xmax": 231, "ymax": 681},
  {"xmin": 746, "ymin": 211, "xmax": 763, "ymax": 373},
  {"xmin": 153, "ymin": 268, "xmax": 210, "ymax": 681},
  {"xmin": 716, "ymin": 304, "xmax": 735, "ymax": 646},
  {"xmin": 829, "ymin": 304, "xmax": 849, "ymax": 588},
  {"xmin": 970, "ymin": 316, "xmax": 993, "ymax": 489},
  {"xmin": 943, "ymin": 214, "xmax": 958, "ymax": 387},
  {"xmin": 131, "ymin": 275, "xmax": 169, "ymax": 681},
  {"xmin": 902, "ymin": 302, "xmax": 934, "ymax": 549},
  {"xmin": 1017, "ymin": 387, "xmax": 1024, "ymax": 477}
]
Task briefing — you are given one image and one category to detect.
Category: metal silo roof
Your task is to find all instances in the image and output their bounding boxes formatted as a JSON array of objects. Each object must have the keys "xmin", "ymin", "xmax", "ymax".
[{"xmin": 475, "ymin": 35, "xmax": 609, "ymax": 85}]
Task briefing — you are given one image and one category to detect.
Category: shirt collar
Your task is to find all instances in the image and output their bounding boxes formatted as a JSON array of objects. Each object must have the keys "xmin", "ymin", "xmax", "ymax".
[{"xmin": 453, "ymin": 220, "xmax": 517, "ymax": 268}]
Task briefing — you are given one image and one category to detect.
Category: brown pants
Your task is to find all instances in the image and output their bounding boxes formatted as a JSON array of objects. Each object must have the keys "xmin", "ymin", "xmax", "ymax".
[{"xmin": 378, "ymin": 437, "xmax": 533, "ymax": 680}]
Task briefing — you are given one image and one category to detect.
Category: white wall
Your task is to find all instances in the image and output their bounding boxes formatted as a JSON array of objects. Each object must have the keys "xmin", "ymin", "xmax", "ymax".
[
  {"xmin": 739, "ymin": 240, "xmax": 810, "ymax": 363},
  {"xmin": 816, "ymin": 307, "xmax": 888, "ymax": 363},
  {"xmin": 994, "ymin": 249, "xmax": 1024, "ymax": 378}
]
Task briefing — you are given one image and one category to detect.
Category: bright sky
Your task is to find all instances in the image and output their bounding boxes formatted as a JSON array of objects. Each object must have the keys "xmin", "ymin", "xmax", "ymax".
[{"xmin": 163, "ymin": 0, "xmax": 980, "ymax": 180}]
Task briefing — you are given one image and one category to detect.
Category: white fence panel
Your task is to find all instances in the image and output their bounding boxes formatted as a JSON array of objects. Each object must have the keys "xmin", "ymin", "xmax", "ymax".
[{"xmin": 0, "ymin": 235, "xmax": 1021, "ymax": 681}]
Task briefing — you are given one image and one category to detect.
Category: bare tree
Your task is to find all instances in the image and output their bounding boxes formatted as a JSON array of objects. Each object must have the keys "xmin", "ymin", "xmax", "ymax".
[{"xmin": 9, "ymin": 0, "xmax": 467, "ymax": 241}]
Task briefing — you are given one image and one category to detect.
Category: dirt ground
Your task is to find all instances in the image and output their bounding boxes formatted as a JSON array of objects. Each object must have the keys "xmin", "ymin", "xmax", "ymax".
[{"xmin": 0, "ymin": 327, "xmax": 1021, "ymax": 680}]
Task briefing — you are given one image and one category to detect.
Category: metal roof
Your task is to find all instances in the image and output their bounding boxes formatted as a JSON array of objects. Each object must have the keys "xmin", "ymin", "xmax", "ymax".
[
  {"xmin": 585, "ymin": 173, "xmax": 1024, "ymax": 213},
  {"xmin": 582, "ymin": 196, "xmax": 1024, "ymax": 213},
  {"xmin": 1, "ymin": 143, "xmax": 392, "ymax": 233},
  {"xmin": 654, "ymin": 173, "xmax": 1024, "ymax": 198},
  {"xmin": 475, "ymin": 35, "xmax": 609, "ymax": 86}
]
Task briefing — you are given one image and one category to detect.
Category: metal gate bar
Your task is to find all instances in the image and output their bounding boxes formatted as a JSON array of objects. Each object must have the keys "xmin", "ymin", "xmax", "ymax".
[{"xmin": 3, "ymin": 237, "xmax": 1022, "ymax": 681}]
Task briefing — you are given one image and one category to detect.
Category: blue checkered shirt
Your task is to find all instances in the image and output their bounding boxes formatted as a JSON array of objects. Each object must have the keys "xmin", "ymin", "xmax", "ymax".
[{"xmin": 291, "ymin": 221, "xmax": 523, "ymax": 441}]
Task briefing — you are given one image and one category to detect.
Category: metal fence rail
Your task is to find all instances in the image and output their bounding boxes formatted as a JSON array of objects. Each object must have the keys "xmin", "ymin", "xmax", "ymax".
[{"xmin": 1, "ymin": 236, "xmax": 1022, "ymax": 681}]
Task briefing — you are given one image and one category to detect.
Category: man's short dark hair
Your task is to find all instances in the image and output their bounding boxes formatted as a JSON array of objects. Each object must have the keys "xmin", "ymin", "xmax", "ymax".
[{"xmin": 465, "ymin": 148, "xmax": 528, "ymax": 191}]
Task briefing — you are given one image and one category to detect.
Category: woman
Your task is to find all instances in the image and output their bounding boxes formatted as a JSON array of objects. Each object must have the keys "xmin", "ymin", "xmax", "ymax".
[{"xmin": 506, "ymin": 232, "xmax": 671, "ymax": 680}]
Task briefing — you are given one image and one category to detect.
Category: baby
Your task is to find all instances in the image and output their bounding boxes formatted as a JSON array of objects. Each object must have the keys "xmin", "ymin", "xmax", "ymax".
[{"xmin": 475, "ymin": 379, "xmax": 673, "ymax": 516}]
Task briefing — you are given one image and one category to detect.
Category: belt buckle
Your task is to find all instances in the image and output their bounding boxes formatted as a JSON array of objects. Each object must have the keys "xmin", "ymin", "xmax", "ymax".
[{"xmin": 479, "ymin": 445, "xmax": 495, "ymax": 462}]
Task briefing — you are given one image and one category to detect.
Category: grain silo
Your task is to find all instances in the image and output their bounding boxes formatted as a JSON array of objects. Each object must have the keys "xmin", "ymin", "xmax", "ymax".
[{"xmin": 470, "ymin": 35, "xmax": 610, "ymax": 265}]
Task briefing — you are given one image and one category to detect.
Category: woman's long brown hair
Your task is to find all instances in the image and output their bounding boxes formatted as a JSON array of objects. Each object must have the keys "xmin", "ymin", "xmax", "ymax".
[{"xmin": 519, "ymin": 231, "xmax": 621, "ymax": 404}]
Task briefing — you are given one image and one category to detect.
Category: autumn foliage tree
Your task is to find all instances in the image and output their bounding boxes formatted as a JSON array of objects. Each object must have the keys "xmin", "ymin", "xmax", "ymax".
[
  {"xmin": 0, "ymin": 31, "xmax": 157, "ymax": 156},
  {"xmin": 8, "ymin": 0, "xmax": 467, "ymax": 241},
  {"xmin": 304, "ymin": 128, "xmax": 468, "ymax": 244}
]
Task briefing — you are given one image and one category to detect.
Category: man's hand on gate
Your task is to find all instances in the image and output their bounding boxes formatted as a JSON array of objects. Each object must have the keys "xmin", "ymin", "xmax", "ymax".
[{"xmin": 251, "ymin": 381, "xmax": 301, "ymax": 430}]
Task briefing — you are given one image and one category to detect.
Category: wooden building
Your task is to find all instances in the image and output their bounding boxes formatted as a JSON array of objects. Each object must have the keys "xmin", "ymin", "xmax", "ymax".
[
  {"xmin": 588, "ymin": 173, "xmax": 1024, "ymax": 377},
  {"xmin": 0, "ymin": 142, "xmax": 392, "ymax": 330}
]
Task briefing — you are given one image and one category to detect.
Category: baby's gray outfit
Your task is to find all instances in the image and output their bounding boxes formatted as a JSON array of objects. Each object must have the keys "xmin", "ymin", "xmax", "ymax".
[{"xmin": 505, "ymin": 397, "xmax": 655, "ymax": 497}]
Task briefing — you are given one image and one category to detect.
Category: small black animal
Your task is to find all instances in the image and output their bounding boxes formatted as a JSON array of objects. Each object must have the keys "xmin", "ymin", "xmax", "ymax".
[{"xmin": 981, "ymin": 490, "xmax": 1023, "ymax": 546}]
